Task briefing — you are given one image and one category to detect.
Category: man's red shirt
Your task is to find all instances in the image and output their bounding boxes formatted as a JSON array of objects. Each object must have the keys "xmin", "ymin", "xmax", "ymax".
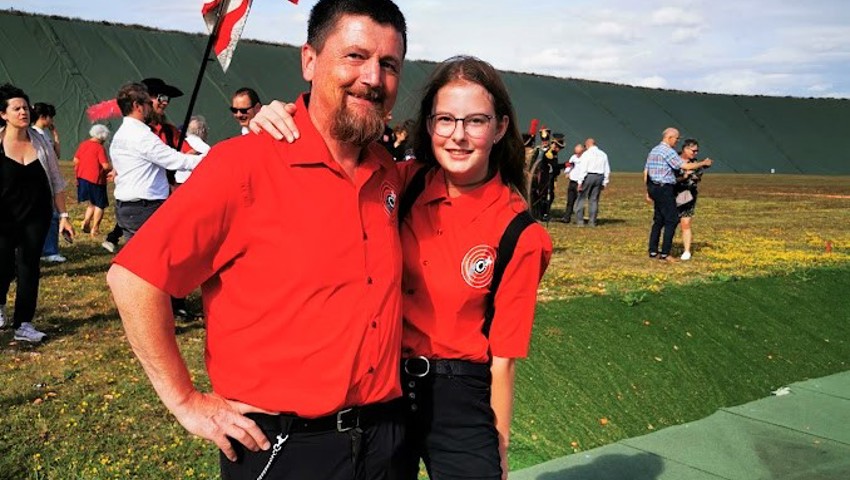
[{"xmin": 114, "ymin": 95, "xmax": 404, "ymax": 416}]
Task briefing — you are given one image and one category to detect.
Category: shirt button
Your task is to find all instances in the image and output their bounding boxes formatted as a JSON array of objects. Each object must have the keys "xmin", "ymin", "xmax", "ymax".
[
  {"xmin": 367, "ymin": 277, "xmax": 373, "ymax": 285},
  {"xmin": 437, "ymin": 230, "xmax": 443, "ymax": 235},
  {"xmin": 408, "ymin": 380, "xmax": 416, "ymax": 388},
  {"xmin": 371, "ymin": 320, "xmax": 378, "ymax": 328},
  {"xmin": 405, "ymin": 288, "xmax": 415, "ymax": 295},
  {"xmin": 408, "ymin": 392, "xmax": 416, "ymax": 400},
  {"xmin": 422, "ymin": 260, "xmax": 429, "ymax": 266}
]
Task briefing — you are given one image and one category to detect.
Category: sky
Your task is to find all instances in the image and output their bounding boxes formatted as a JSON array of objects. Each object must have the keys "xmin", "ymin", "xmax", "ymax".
[{"xmin": 6, "ymin": 0, "xmax": 850, "ymax": 99}]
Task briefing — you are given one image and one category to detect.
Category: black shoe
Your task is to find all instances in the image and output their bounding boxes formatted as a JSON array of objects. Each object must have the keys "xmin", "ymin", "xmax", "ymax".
[{"xmin": 558, "ymin": 217, "xmax": 571, "ymax": 223}]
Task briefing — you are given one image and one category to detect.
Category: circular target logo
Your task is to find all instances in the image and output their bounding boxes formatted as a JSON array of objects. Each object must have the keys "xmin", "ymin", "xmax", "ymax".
[
  {"xmin": 381, "ymin": 182, "xmax": 398, "ymax": 216},
  {"xmin": 460, "ymin": 244, "xmax": 496, "ymax": 288}
]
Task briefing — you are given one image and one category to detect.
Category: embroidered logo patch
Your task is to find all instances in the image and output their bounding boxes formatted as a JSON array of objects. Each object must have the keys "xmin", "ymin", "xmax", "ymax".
[
  {"xmin": 460, "ymin": 244, "xmax": 496, "ymax": 289},
  {"xmin": 381, "ymin": 182, "xmax": 398, "ymax": 216}
]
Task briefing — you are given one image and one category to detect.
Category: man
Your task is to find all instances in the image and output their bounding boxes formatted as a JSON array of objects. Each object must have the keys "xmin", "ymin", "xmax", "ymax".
[
  {"xmin": 559, "ymin": 143, "xmax": 585, "ymax": 223},
  {"xmin": 645, "ymin": 128, "xmax": 712, "ymax": 262},
  {"xmin": 230, "ymin": 87, "xmax": 262, "ymax": 136},
  {"xmin": 101, "ymin": 77, "xmax": 185, "ymax": 254},
  {"xmin": 142, "ymin": 77, "xmax": 183, "ymax": 149},
  {"xmin": 31, "ymin": 103, "xmax": 66, "ymax": 263},
  {"xmin": 529, "ymin": 131, "xmax": 562, "ymax": 221},
  {"xmin": 573, "ymin": 138, "xmax": 610, "ymax": 226},
  {"xmin": 109, "ymin": 82, "xmax": 200, "ymax": 240},
  {"xmin": 107, "ymin": 1, "xmax": 407, "ymax": 479}
]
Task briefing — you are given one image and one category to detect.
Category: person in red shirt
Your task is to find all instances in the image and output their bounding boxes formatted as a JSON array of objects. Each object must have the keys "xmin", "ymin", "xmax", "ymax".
[
  {"xmin": 252, "ymin": 56, "xmax": 552, "ymax": 480},
  {"xmin": 73, "ymin": 124, "xmax": 112, "ymax": 238},
  {"xmin": 106, "ymin": 1, "xmax": 408, "ymax": 479}
]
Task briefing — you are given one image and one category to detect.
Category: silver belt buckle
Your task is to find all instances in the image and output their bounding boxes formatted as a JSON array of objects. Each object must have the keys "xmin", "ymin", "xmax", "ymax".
[
  {"xmin": 336, "ymin": 408, "xmax": 357, "ymax": 432},
  {"xmin": 404, "ymin": 356, "xmax": 430, "ymax": 378}
]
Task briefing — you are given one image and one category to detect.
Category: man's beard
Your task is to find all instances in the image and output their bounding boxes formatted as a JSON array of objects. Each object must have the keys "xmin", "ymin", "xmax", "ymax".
[
  {"xmin": 330, "ymin": 87, "xmax": 386, "ymax": 147},
  {"xmin": 148, "ymin": 109, "xmax": 165, "ymax": 125}
]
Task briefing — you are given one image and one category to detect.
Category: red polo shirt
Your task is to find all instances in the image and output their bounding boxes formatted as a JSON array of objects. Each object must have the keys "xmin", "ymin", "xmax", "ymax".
[
  {"xmin": 74, "ymin": 139, "xmax": 109, "ymax": 184},
  {"xmin": 114, "ymin": 94, "xmax": 404, "ymax": 417},
  {"xmin": 399, "ymin": 166, "xmax": 552, "ymax": 362}
]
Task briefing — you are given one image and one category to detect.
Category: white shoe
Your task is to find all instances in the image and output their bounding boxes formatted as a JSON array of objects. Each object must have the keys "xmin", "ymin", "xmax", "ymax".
[
  {"xmin": 14, "ymin": 322, "xmax": 47, "ymax": 343},
  {"xmin": 681, "ymin": 251, "xmax": 692, "ymax": 261},
  {"xmin": 0, "ymin": 305, "xmax": 6, "ymax": 328},
  {"xmin": 41, "ymin": 254, "xmax": 67, "ymax": 263},
  {"xmin": 101, "ymin": 241, "xmax": 116, "ymax": 253}
]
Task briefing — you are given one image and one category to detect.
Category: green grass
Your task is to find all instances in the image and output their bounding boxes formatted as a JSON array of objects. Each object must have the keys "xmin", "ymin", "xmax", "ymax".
[
  {"xmin": 510, "ymin": 266, "xmax": 850, "ymax": 468},
  {"xmin": 1, "ymin": 167, "xmax": 849, "ymax": 478}
]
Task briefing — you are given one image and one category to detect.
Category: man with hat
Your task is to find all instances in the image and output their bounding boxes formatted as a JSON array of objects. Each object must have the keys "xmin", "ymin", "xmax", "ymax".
[{"xmin": 141, "ymin": 77, "xmax": 184, "ymax": 150}]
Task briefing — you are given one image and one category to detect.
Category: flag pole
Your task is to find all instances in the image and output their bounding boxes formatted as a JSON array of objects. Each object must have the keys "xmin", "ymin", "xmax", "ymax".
[{"xmin": 177, "ymin": 0, "xmax": 229, "ymax": 151}]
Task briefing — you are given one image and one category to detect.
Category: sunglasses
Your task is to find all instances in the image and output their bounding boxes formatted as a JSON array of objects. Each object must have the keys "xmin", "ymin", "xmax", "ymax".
[
  {"xmin": 229, "ymin": 106, "xmax": 253, "ymax": 115},
  {"xmin": 155, "ymin": 94, "xmax": 170, "ymax": 103}
]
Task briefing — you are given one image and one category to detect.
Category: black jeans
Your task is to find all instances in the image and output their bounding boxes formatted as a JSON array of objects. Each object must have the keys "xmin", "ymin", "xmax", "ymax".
[
  {"xmin": 221, "ymin": 405, "xmax": 403, "ymax": 480},
  {"xmin": 392, "ymin": 360, "xmax": 501, "ymax": 480},
  {"xmin": 647, "ymin": 182, "xmax": 680, "ymax": 256},
  {"xmin": 0, "ymin": 215, "xmax": 51, "ymax": 328},
  {"xmin": 115, "ymin": 199, "xmax": 165, "ymax": 241},
  {"xmin": 563, "ymin": 180, "xmax": 579, "ymax": 222}
]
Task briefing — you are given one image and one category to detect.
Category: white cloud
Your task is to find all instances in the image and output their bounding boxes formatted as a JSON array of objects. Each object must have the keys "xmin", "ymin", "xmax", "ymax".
[
  {"xmin": 636, "ymin": 76, "xmax": 668, "ymax": 89},
  {"xmin": 671, "ymin": 27, "xmax": 700, "ymax": 44},
  {"xmin": 650, "ymin": 7, "xmax": 702, "ymax": 27}
]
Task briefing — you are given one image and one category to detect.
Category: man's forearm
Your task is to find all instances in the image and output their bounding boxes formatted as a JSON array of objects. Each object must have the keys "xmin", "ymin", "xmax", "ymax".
[{"xmin": 107, "ymin": 265, "xmax": 196, "ymax": 413}]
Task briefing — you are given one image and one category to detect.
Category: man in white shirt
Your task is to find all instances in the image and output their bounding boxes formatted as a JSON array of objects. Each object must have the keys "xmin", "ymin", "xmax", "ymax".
[
  {"xmin": 559, "ymin": 143, "xmax": 586, "ymax": 223},
  {"xmin": 574, "ymin": 138, "xmax": 610, "ymax": 226},
  {"xmin": 110, "ymin": 82, "xmax": 201, "ymax": 240}
]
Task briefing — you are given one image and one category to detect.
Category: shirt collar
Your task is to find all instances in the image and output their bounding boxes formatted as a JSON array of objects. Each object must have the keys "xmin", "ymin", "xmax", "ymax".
[
  {"xmin": 272, "ymin": 93, "xmax": 386, "ymax": 178},
  {"xmin": 418, "ymin": 167, "xmax": 506, "ymax": 223}
]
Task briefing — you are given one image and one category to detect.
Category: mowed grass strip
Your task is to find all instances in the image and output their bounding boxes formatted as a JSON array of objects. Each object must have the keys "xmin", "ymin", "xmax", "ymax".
[{"xmin": 510, "ymin": 266, "xmax": 850, "ymax": 469}]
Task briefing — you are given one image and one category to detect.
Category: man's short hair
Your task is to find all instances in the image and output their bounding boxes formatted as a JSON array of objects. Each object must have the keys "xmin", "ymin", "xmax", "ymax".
[
  {"xmin": 233, "ymin": 87, "xmax": 261, "ymax": 106},
  {"xmin": 89, "ymin": 124, "xmax": 110, "ymax": 141},
  {"xmin": 32, "ymin": 102, "xmax": 56, "ymax": 119},
  {"xmin": 307, "ymin": 0, "xmax": 407, "ymax": 56},
  {"xmin": 116, "ymin": 82, "xmax": 150, "ymax": 116}
]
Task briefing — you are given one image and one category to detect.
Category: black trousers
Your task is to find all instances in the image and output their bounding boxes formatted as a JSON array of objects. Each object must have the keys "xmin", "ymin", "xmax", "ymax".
[
  {"xmin": 563, "ymin": 180, "xmax": 579, "ymax": 222},
  {"xmin": 222, "ymin": 405, "xmax": 403, "ymax": 480},
  {"xmin": 647, "ymin": 182, "xmax": 679, "ymax": 256},
  {"xmin": 0, "ymin": 214, "xmax": 51, "ymax": 328},
  {"xmin": 392, "ymin": 362, "xmax": 501, "ymax": 480}
]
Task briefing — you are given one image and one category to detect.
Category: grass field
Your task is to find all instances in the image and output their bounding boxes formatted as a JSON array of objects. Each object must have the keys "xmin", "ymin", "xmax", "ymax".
[{"xmin": 1, "ymin": 166, "xmax": 849, "ymax": 479}]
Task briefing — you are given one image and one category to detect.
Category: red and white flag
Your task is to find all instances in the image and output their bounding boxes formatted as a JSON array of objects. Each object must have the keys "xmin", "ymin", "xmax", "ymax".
[{"xmin": 202, "ymin": 0, "xmax": 298, "ymax": 72}]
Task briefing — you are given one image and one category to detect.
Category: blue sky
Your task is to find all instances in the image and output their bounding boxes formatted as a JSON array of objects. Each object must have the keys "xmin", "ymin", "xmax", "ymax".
[{"xmin": 5, "ymin": 0, "xmax": 850, "ymax": 98}]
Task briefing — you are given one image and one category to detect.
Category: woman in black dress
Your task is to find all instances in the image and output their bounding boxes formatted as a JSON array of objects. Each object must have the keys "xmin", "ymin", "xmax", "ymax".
[{"xmin": 0, "ymin": 84, "xmax": 74, "ymax": 342}]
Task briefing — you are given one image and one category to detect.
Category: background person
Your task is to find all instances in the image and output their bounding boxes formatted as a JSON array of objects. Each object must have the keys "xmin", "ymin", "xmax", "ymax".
[
  {"xmin": 0, "ymin": 84, "xmax": 74, "ymax": 342},
  {"xmin": 74, "ymin": 124, "xmax": 112, "ymax": 238},
  {"xmin": 675, "ymin": 138, "xmax": 709, "ymax": 261},
  {"xmin": 175, "ymin": 115, "xmax": 210, "ymax": 185},
  {"xmin": 645, "ymin": 128, "xmax": 711, "ymax": 262},
  {"xmin": 32, "ymin": 102, "xmax": 66, "ymax": 263},
  {"xmin": 573, "ymin": 138, "xmax": 609, "ymax": 226},
  {"xmin": 230, "ymin": 87, "xmax": 261, "ymax": 136},
  {"xmin": 560, "ymin": 142, "xmax": 585, "ymax": 223}
]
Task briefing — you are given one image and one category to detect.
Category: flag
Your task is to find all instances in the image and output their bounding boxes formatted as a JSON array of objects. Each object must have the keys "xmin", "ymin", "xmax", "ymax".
[{"xmin": 202, "ymin": 0, "xmax": 299, "ymax": 72}]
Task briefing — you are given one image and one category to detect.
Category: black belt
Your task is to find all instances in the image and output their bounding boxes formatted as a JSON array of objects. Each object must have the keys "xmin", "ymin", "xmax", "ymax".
[
  {"xmin": 116, "ymin": 199, "xmax": 165, "ymax": 207},
  {"xmin": 402, "ymin": 357, "xmax": 490, "ymax": 379},
  {"xmin": 285, "ymin": 403, "xmax": 389, "ymax": 433}
]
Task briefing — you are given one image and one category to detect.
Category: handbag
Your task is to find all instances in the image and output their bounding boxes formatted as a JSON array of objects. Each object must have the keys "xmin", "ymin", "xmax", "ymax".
[{"xmin": 675, "ymin": 189, "xmax": 694, "ymax": 206}]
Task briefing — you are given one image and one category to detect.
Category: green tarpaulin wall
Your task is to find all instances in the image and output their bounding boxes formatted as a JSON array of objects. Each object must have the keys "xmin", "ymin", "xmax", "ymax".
[{"xmin": 2, "ymin": 10, "xmax": 848, "ymax": 174}]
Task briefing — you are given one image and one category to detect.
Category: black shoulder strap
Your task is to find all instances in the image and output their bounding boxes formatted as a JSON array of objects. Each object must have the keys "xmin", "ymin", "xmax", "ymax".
[
  {"xmin": 482, "ymin": 210, "xmax": 536, "ymax": 338},
  {"xmin": 397, "ymin": 165, "xmax": 431, "ymax": 224}
]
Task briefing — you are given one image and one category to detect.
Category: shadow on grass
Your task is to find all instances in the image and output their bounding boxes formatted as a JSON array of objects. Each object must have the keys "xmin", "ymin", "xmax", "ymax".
[{"xmin": 536, "ymin": 452, "xmax": 664, "ymax": 480}]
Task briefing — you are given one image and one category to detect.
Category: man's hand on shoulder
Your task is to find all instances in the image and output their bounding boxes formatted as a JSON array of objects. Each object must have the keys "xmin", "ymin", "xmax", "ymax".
[
  {"xmin": 172, "ymin": 390, "xmax": 276, "ymax": 461},
  {"xmin": 249, "ymin": 101, "xmax": 300, "ymax": 142}
]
